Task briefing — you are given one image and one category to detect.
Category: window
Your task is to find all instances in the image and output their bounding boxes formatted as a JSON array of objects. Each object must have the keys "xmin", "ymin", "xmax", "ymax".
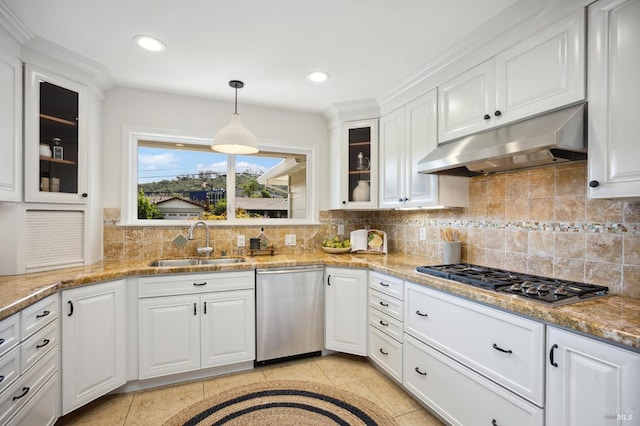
[{"xmin": 122, "ymin": 128, "xmax": 315, "ymax": 225}]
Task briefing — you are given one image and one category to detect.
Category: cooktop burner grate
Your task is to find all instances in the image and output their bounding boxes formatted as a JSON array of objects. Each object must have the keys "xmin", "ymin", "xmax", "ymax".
[{"xmin": 415, "ymin": 263, "xmax": 609, "ymax": 305}]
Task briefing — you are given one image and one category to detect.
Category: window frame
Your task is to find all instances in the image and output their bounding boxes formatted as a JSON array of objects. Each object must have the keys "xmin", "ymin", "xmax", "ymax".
[{"xmin": 120, "ymin": 126, "xmax": 318, "ymax": 226}]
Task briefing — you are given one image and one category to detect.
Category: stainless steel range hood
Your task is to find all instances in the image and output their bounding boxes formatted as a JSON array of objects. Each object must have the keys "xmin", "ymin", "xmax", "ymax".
[{"xmin": 417, "ymin": 104, "xmax": 587, "ymax": 176}]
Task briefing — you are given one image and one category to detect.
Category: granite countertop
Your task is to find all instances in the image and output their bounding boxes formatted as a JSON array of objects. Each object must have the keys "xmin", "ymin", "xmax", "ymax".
[{"xmin": 1, "ymin": 252, "xmax": 639, "ymax": 352}]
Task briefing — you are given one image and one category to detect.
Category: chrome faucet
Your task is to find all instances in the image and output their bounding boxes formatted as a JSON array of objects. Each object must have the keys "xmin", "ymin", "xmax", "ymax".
[{"xmin": 187, "ymin": 221, "xmax": 213, "ymax": 257}]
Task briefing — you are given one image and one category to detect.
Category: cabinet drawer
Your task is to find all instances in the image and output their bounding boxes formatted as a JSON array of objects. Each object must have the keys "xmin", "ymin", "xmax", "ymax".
[
  {"xmin": 20, "ymin": 295, "xmax": 58, "ymax": 339},
  {"xmin": 138, "ymin": 271, "xmax": 254, "ymax": 298},
  {"xmin": 369, "ymin": 326, "xmax": 402, "ymax": 382},
  {"xmin": 0, "ymin": 314, "xmax": 20, "ymax": 357},
  {"xmin": 404, "ymin": 334, "xmax": 543, "ymax": 426},
  {"xmin": 369, "ymin": 308, "xmax": 403, "ymax": 343},
  {"xmin": 6, "ymin": 372, "xmax": 58, "ymax": 426},
  {"xmin": 369, "ymin": 290, "xmax": 403, "ymax": 321},
  {"xmin": 405, "ymin": 283, "xmax": 544, "ymax": 406},
  {"xmin": 21, "ymin": 321, "xmax": 57, "ymax": 374},
  {"xmin": 0, "ymin": 347, "xmax": 20, "ymax": 395},
  {"xmin": 0, "ymin": 347, "xmax": 57, "ymax": 425},
  {"xmin": 369, "ymin": 272, "xmax": 403, "ymax": 300}
]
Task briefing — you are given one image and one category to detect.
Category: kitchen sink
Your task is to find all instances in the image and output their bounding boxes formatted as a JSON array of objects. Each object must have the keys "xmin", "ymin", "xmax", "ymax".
[{"xmin": 148, "ymin": 258, "xmax": 246, "ymax": 267}]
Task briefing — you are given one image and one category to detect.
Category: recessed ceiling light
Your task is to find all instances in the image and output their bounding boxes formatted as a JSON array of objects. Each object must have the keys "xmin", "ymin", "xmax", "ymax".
[
  {"xmin": 307, "ymin": 71, "xmax": 330, "ymax": 83},
  {"xmin": 133, "ymin": 35, "xmax": 166, "ymax": 52}
]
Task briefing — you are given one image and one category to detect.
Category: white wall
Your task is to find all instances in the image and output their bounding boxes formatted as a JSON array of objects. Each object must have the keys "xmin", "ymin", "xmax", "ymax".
[{"xmin": 102, "ymin": 87, "xmax": 330, "ymax": 213}]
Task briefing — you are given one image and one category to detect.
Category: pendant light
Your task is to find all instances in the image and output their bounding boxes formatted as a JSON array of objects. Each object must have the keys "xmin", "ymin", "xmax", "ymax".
[{"xmin": 211, "ymin": 80, "xmax": 259, "ymax": 154}]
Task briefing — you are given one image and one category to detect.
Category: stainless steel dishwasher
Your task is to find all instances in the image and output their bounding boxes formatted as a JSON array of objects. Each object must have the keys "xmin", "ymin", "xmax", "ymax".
[{"xmin": 256, "ymin": 265, "xmax": 324, "ymax": 365}]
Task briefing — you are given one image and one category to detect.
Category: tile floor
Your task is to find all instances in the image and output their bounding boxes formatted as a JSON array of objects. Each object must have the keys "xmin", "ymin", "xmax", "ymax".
[{"xmin": 56, "ymin": 353, "xmax": 444, "ymax": 425}]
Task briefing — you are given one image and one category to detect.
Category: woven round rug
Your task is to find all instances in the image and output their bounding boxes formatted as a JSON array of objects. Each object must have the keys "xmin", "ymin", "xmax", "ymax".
[{"xmin": 163, "ymin": 380, "xmax": 397, "ymax": 426}]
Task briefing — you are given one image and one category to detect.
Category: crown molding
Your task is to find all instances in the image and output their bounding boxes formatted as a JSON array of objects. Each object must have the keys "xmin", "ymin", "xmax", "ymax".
[
  {"xmin": 22, "ymin": 36, "xmax": 114, "ymax": 99},
  {"xmin": 0, "ymin": 1, "xmax": 32, "ymax": 43},
  {"xmin": 377, "ymin": 0, "xmax": 556, "ymax": 108},
  {"xmin": 322, "ymin": 98, "xmax": 380, "ymax": 128}
]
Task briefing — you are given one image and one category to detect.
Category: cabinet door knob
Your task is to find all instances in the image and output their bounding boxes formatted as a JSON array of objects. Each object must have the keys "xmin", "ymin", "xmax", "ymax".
[
  {"xmin": 494, "ymin": 110, "xmax": 502, "ymax": 117},
  {"xmin": 398, "ymin": 198, "xmax": 404, "ymax": 202},
  {"xmin": 589, "ymin": 180, "xmax": 600, "ymax": 188},
  {"xmin": 82, "ymin": 193, "xmax": 88, "ymax": 198},
  {"xmin": 483, "ymin": 114, "xmax": 491, "ymax": 120}
]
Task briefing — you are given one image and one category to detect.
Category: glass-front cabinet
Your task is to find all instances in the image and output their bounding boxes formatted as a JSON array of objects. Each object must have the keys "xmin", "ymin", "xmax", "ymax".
[
  {"xmin": 25, "ymin": 65, "xmax": 87, "ymax": 204},
  {"xmin": 340, "ymin": 119, "xmax": 378, "ymax": 209}
]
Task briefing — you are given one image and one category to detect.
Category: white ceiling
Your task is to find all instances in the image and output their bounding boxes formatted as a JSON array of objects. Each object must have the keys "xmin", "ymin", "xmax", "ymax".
[{"xmin": 3, "ymin": 0, "xmax": 521, "ymax": 113}]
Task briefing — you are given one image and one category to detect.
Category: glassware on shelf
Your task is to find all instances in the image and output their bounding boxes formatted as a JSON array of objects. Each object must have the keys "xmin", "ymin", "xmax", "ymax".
[{"xmin": 355, "ymin": 152, "xmax": 370, "ymax": 171}]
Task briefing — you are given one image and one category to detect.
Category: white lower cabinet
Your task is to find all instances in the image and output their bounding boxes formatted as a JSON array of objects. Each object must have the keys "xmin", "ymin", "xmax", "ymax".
[
  {"xmin": 404, "ymin": 334, "xmax": 543, "ymax": 426},
  {"xmin": 61, "ymin": 280, "xmax": 126, "ymax": 415},
  {"xmin": 546, "ymin": 326, "xmax": 640, "ymax": 426},
  {"xmin": 0, "ymin": 294, "xmax": 59, "ymax": 425},
  {"xmin": 138, "ymin": 271, "xmax": 255, "ymax": 380},
  {"xmin": 405, "ymin": 282, "xmax": 544, "ymax": 406},
  {"xmin": 324, "ymin": 268, "xmax": 368, "ymax": 356},
  {"xmin": 7, "ymin": 372, "xmax": 58, "ymax": 426},
  {"xmin": 138, "ymin": 295, "xmax": 200, "ymax": 378},
  {"xmin": 368, "ymin": 272, "xmax": 404, "ymax": 382}
]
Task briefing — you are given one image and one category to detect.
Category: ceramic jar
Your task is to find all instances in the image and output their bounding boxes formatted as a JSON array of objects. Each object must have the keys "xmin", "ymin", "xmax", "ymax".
[{"xmin": 352, "ymin": 180, "xmax": 370, "ymax": 202}]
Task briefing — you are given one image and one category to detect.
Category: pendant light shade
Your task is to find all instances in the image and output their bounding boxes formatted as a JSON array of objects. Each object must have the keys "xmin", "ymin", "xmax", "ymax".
[{"xmin": 212, "ymin": 80, "xmax": 258, "ymax": 154}]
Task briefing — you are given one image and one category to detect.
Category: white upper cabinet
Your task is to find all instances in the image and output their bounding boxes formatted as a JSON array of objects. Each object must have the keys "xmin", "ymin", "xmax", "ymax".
[
  {"xmin": 24, "ymin": 65, "xmax": 89, "ymax": 204},
  {"xmin": 0, "ymin": 35, "xmax": 22, "ymax": 202},
  {"xmin": 339, "ymin": 120, "xmax": 379, "ymax": 209},
  {"xmin": 438, "ymin": 10, "xmax": 585, "ymax": 143},
  {"xmin": 588, "ymin": 0, "xmax": 640, "ymax": 199},
  {"xmin": 438, "ymin": 59, "xmax": 495, "ymax": 142},
  {"xmin": 380, "ymin": 90, "xmax": 468, "ymax": 209}
]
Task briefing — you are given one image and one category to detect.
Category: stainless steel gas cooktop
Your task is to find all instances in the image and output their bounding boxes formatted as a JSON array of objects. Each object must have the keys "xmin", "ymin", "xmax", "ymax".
[{"xmin": 416, "ymin": 263, "xmax": 609, "ymax": 306}]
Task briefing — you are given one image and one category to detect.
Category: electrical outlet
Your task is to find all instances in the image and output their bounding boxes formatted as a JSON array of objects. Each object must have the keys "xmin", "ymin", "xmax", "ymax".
[
  {"xmin": 285, "ymin": 234, "xmax": 296, "ymax": 246},
  {"xmin": 237, "ymin": 235, "xmax": 246, "ymax": 247},
  {"xmin": 419, "ymin": 227, "xmax": 426, "ymax": 241},
  {"xmin": 337, "ymin": 224, "xmax": 345, "ymax": 235}
]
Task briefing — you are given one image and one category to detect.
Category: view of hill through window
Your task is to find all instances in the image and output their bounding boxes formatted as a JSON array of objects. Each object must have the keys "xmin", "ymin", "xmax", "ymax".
[{"xmin": 136, "ymin": 142, "xmax": 306, "ymax": 221}]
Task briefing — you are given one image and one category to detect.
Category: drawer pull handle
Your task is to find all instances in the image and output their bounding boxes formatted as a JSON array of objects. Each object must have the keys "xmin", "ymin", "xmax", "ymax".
[
  {"xmin": 12, "ymin": 387, "xmax": 30, "ymax": 401},
  {"xmin": 550, "ymin": 344, "xmax": 558, "ymax": 367},
  {"xmin": 414, "ymin": 367, "xmax": 427, "ymax": 376},
  {"xmin": 416, "ymin": 310, "xmax": 428, "ymax": 317},
  {"xmin": 36, "ymin": 310, "xmax": 50, "ymax": 319},
  {"xmin": 36, "ymin": 339, "xmax": 50, "ymax": 349},
  {"xmin": 327, "ymin": 275, "xmax": 331, "ymax": 286},
  {"xmin": 68, "ymin": 301, "xmax": 74, "ymax": 317},
  {"xmin": 0, "ymin": 338, "xmax": 4, "ymax": 345},
  {"xmin": 0, "ymin": 375, "xmax": 4, "ymax": 383},
  {"xmin": 492, "ymin": 343, "xmax": 512, "ymax": 354},
  {"xmin": 492, "ymin": 419, "xmax": 498, "ymax": 426},
  {"xmin": 379, "ymin": 282, "xmax": 389, "ymax": 287},
  {"xmin": 379, "ymin": 348, "xmax": 389, "ymax": 356},
  {"xmin": 379, "ymin": 320, "xmax": 388, "ymax": 327},
  {"xmin": 379, "ymin": 301, "xmax": 389, "ymax": 307},
  {"xmin": 193, "ymin": 282, "xmax": 207, "ymax": 286}
]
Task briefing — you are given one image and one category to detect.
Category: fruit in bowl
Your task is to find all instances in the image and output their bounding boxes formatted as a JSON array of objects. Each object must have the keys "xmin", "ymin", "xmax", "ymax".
[{"xmin": 321, "ymin": 235, "xmax": 351, "ymax": 253}]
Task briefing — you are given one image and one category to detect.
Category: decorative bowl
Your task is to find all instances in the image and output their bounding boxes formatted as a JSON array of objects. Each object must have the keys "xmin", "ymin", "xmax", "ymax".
[{"xmin": 321, "ymin": 247, "xmax": 351, "ymax": 254}]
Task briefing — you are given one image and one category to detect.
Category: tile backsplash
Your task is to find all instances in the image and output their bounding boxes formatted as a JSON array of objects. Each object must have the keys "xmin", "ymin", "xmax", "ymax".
[{"xmin": 104, "ymin": 162, "xmax": 640, "ymax": 297}]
